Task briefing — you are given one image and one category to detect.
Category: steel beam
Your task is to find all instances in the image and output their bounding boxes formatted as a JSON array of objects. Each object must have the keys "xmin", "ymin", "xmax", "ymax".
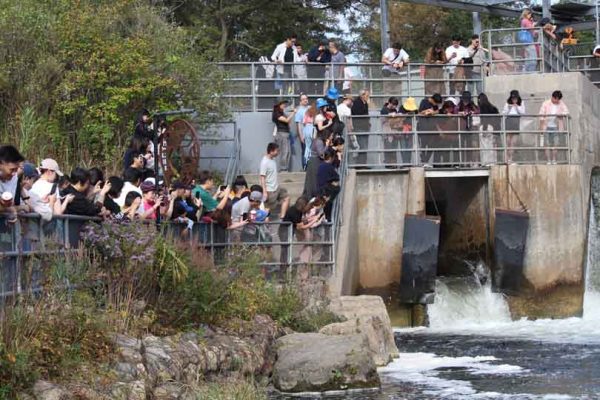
[{"xmin": 397, "ymin": 0, "xmax": 521, "ymax": 18}]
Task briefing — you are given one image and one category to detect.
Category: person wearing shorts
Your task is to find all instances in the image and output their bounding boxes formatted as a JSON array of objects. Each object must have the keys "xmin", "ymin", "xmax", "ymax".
[
  {"xmin": 539, "ymin": 90, "xmax": 569, "ymax": 164},
  {"xmin": 260, "ymin": 142, "xmax": 290, "ymax": 219}
]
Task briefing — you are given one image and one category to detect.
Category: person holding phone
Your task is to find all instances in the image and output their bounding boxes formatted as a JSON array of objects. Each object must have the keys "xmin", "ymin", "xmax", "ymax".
[
  {"xmin": 191, "ymin": 170, "xmax": 230, "ymax": 216},
  {"xmin": 29, "ymin": 158, "xmax": 74, "ymax": 219}
]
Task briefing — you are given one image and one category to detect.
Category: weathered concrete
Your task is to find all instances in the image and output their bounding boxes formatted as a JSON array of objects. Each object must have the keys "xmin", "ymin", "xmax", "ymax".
[
  {"xmin": 354, "ymin": 170, "xmax": 425, "ymax": 290},
  {"xmin": 490, "ymin": 165, "xmax": 585, "ymax": 317},
  {"xmin": 330, "ymin": 170, "xmax": 360, "ymax": 296}
]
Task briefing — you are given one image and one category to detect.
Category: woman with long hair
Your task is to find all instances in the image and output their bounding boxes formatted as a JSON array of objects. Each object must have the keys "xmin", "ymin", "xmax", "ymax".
[
  {"xmin": 502, "ymin": 89, "xmax": 525, "ymax": 164},
  {"xmin": 302, "ymin": 102, "xmax": 318, "ymax": 168},
  {"xmin": 424, "ymin": 44, "xmax": 448, "ymax": 96},
  {"xmin": 272, "ymin": 99, "xmax": 296, "ymax": 172},
  {"xmin": 477, "ymin": 93, "xmax": 500, "ymax": 165},
  {"xmin": 520, "ymin": 9, "xmax": 538, "ymax": 72}
]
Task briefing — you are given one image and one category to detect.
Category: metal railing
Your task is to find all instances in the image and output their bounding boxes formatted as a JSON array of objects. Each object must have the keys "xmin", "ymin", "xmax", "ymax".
[
  {"xmin": 481, "ymin": 27, "xmax": 550, "ymax": 75},
  {"xmin": 198, "ymin": 121, "xmax": 241, "ymax": 182},
  {"xmin": 345, "ymin": 114, "xmax": 571, "ymax": 169},
  {"xmin": 0, "ymin": 214, "xmax": 334, "ymax": 297},
  {"xmin": 219, "ymin": 61, "xmax": 485, "ymax": 112}
]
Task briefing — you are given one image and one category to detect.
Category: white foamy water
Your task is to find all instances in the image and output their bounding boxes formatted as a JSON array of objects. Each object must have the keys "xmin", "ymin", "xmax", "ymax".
[{"xmin": 378, "ymin": 352, "xmax": 574, "ymax": 400}]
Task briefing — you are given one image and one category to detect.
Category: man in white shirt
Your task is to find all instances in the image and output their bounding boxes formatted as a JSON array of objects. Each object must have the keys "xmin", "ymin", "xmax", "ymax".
[
  {"xmin": 445, "ymin": 36, "xmax": 470, "ymax": 95},
  {"xmin": 115, "ymin": 167, "xmax": 143, "ymax": 207},
  {"xmin": 0, "ymin": 145, "xmax": 25, "ymax": 202},
  {"xmin": 260, "ymin": 142, "xmax": 289, "ymax": 219},
  {"xmin": 29, "ymin": 158, "xmax": 72, "ymax": 220},
  {"xmin": 381, "ymin": 42, "xmax": 410, "ymax": 97},
  {"xmin": 271, "ymin": 35, "xmax": 298, "ymax": 95}
]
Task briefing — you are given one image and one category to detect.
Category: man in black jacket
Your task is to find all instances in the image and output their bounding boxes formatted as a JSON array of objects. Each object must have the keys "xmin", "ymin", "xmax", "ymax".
[
  {"xmin": 351, "ymin": 89, "xmax": 371, "ymax": 167},
  {"xmin": 63, "ymin": 168, "xmax": 110, "ymax": 217}
]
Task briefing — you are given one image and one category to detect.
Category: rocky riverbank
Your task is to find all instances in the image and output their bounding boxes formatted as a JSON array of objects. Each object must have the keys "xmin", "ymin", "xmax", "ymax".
[{"xmin": 22, "ymin": 296, "xmax": 398, "ymax": 399}]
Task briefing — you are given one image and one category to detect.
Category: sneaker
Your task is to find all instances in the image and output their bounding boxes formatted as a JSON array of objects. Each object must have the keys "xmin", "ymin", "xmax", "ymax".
[
  {"xmin": 552, "ymin": 160, "xmax": 557, "ymax": 165},
  {"xmin": 546, "ymin": 161, "xmax": 552, "ymax": 165}
]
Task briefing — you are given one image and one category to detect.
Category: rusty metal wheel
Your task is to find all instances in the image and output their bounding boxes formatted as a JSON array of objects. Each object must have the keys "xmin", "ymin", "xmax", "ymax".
[{"xmin": 158, "ymin": 119, "xmax": 200, "ymax": 187}]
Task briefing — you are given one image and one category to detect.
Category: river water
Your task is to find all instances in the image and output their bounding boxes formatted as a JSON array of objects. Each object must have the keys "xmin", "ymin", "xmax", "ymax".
[{"xmin": 272, "ymin": 207, "xmax": 600, "ymax": 399}]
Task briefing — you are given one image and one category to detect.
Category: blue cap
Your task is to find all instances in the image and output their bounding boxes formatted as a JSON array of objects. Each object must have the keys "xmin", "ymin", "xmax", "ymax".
[
  {"xmin": 326, "ymin": 87, "xmax": 340, "ymax": 100},
  {"xmin": 255, "ymin": 209, "xmax": 269, "ymax": 222},
  {"xmin": 23, "ymin": 162, "xmax": 39, "ymax": 179},
  {"xmin": 316, "ymin": 98, "xmax": 328, "ymax": 109}
]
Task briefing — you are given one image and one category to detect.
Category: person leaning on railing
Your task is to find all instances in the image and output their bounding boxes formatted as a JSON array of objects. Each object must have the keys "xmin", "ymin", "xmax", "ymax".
[
  {"xmin": 28, "ymin": 158, "xmax": 74, "ymax": 221},
  {"xmin": 424, "ymin": 44, "xmax": 448, "ymax": 96},
  {"xmin": 62, "ymin": 167, "xmax": 112, "ymax": 217},
  {"xmin": 539, "ymin": 90, "xmax": 569, "ymax": 165}
]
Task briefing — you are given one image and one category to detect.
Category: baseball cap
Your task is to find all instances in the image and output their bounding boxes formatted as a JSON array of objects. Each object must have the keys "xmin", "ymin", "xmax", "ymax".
[
  {"xmin": 39, "ymin": 159, "xmax": 63, "ymax": 176},
  {"xmin": 249, "ymin": 191, "xmax": 263, "ymax": 202},
  {"xmin": 23, "ymin": 163, "xmax": 40, "ymax": 179}
]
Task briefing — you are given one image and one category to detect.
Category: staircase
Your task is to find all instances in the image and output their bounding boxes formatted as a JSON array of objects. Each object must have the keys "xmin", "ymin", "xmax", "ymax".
[{"xmin": 243, "ymin": 172, "xmax": 306, "ymax": 201}]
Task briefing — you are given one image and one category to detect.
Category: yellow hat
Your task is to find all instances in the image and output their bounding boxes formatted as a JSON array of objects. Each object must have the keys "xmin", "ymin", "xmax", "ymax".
[{"xmin": 402, "ymin": 97, "xmax": 418, "ymax": 112}]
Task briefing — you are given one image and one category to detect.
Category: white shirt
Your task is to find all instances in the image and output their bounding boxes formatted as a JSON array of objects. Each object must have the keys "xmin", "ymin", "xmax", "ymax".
[
  {"xmin": 337, "ymin": 103, "xmax": 352, "ymax": 120},
  {"xmin": 30, "ymin": 179, "xmax": 58, "ymax": 218},
  {"xmin": 445, "ymin": 45, "xmax": 470, "ymax": 72},
  {"xmin": 502, "ymin": 102, "xmax": 526, "ymax": 116},
  {"xmin": 232, "ymin": 197, "xmax": 250, "ymax": 223},
  {"xmin": 294, "ymin": 53, "xmax": 308, "ymax": 79},
  {"xmin": 260, "ymin": 156, "xmax": 278, "ymax": 192},
  {"xmin": 546, "ymin": 103, "xmax": 560, "ymax": 128},
  {"xmin": 271, "ymin": 42, "xmax": 298, "ymax": 74},
  {"xmin": 0, "ymin": 174, "xmax": 18, "ymax": 199},
  {"xmin": 115, "ymin": 182, "xmax": 142, "ymax": 207},
  {"xmin": 383, "ymin": 48, "xmax": 410, "ymax": 64}
]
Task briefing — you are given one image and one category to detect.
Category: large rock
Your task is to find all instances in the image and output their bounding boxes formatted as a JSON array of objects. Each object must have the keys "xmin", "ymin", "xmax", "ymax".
[
  {"xmin": 325, "ymin": 296, "xmax": 399, "ymax": 365},
  {"xmin": 32, "ymin": 381, "xmax": 71, "ymax": 400},
  {"xmin": 272, "ymin": 333, "xmax": 380, "ymax": 393}
]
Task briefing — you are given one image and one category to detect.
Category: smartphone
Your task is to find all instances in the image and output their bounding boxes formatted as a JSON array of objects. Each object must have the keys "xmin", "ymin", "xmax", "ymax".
[
  {"xmin": 219, "ymin": 185, "xmax": 227, "ymax": 191},
  {"xmin": 242, "ymin": 212, "xmax": 249, "ymax": 221},
  {"xmin": 195, "ymin": 192, "xmax": 201, "ymax": 199}
]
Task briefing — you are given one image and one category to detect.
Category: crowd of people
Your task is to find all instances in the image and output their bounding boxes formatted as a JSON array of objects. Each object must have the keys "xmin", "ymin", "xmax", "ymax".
[{"xmin": 272, "ymin": 86, "xmax": 570, "ymax": 170}]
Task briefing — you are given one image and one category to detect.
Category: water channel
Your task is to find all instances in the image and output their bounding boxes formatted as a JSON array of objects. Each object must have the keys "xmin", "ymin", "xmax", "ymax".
[{"xmin": 273, "ymin": 203, "xmax": 600, "ymax": 399}]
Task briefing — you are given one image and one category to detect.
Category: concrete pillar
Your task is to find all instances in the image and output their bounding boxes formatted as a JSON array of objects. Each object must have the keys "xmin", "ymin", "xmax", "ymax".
[
  {"xmin": 407, "ymin": 168, "xmax": 425, "ymax": 215},
  {"xmin": 542, "ymin": 0, "xmax": 550, "ymax": 19},
  {"xmin": 380, "ymin": 0, "xmax": 390, "ymax": 54}
]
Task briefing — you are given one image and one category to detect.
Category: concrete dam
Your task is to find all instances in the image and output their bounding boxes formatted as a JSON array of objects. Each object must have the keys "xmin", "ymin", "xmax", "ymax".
[{"xmin": 329, "ymin": 72, "xmax": 600, "ymax": 324}]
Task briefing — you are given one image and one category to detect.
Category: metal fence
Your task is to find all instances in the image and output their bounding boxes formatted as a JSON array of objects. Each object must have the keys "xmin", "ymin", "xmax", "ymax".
[
  {"xmin": 345, "ymin": 114, "xmax": 571, "ymax": 169},
  {"xmin": 219, "ymin": 61, "xmax": 485, "ymax": 112},
  {"xmin": 0, "ymin": 214, "xmax": 334, "ymax": 297}
]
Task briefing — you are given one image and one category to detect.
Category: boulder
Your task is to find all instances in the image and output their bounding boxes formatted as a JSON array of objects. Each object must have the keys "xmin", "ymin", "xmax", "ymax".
[
  {"xmin": 326, "ymin": 296, "xmax": 399, "ymax": 364},
  {"xmin": 272, "ymin": 333, "xmax": 380, "ymax": 393},
  {"xmin": 319, "ymin": 316, "xmax": 392, "ymax": 366},
  {"xmin": 32, "ymin": 381, "xmax": 71, "ymax": 400}
]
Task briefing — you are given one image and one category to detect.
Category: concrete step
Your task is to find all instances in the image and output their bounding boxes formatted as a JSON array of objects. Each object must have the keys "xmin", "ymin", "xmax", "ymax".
[{"xmin": 242, "ymin": 172, "xmax": 306, "ymax": 201}]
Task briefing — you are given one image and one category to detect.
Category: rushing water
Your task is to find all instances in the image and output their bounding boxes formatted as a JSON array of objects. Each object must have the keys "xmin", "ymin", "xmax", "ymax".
[{"xmin": 271, "ymin": 205, "xmax": 600, "ymax": 399}]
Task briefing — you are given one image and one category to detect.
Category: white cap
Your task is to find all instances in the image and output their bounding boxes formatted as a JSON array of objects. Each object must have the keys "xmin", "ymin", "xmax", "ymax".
[
  {"xmin": 39, "ymin": 159, "xmax": 63, "ymax": 176},
  {"xmin": 1, "ymin": 191, "xmax": 13, "ymax": 201}
]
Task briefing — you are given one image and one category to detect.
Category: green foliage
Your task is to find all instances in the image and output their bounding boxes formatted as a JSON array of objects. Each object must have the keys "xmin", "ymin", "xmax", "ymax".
[
  {"xmin": 190, "ymin": 380, "xmax": 267, "ymax": 400},
  {"xmin": 161, "ymin": 0, "xmax": 355, "ymax": 60},
  {"xmin": 352, "ymin": 0, "xmax": 519, "ymax": 61},
  {"xmin": 0, "ymin": 0, "xmax": 226, "ymax": 171}
]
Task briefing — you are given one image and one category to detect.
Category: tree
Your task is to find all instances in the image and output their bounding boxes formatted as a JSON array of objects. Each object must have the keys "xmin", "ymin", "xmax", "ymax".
[
  {"xmin": 0, "ymin": 0, "xmax": 226, "ymax": 170},
  {"xmin": 161, "ymin": 0, "xmax": 359, "ymax": 60},
  {"xmin": 352, "ymin": 0, "xmax": 517, "ymax": 61}
]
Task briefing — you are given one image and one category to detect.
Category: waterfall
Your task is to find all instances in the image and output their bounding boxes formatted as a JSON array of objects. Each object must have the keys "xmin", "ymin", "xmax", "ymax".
[
  {"xmin": 428, "ymin": 262, "xmax": 512, "ymax": 329},
  {"xmin": 584, "ymin": 196, "xmax": 600, "ymax": 320}
]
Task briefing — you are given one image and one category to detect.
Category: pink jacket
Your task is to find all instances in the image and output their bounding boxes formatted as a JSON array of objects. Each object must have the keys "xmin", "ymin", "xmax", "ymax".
[{"xmin": 539, "ymin": 99, "xmax": 569, "ymax": 130}]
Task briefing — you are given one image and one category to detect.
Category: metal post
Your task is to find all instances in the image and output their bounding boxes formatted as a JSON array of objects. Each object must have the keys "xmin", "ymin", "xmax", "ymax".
[
  {"xmin": 542, "ymin": 0, "xmax": 550, "ymax": 18},
  {"xmin": 380, "ymin": 0, "xmax": 390, "ymax": 55},
  {"xmin": 472, "ymin": 12, "xmax": 481, "ymax": 35},
  {"xmin": 413, "ymin": 115, "xmax": 419, "ymax": 166},
  {"xmin": 502, "ymin": 115, "xmax": 508, "ymax": 164},
  {"xmin": 486, "ymin": 31, "xmax": 494, "ymax": 76},
  {"xmin": 251, "ymin": 62, "xmax": 257, "ymax": 112},
  {"xmin": 287, "ymin": 222, "xmax": 293, "ymax": 279},
  {"xmin": 596, "ymin": 0, "xmax": 599, "ymax": 46}
]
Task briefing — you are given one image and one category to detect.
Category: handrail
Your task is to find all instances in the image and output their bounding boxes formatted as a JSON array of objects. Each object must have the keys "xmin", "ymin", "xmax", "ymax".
[{"xmin": 344, "ymin": 113, "xmax": 572, "ymax": 168}]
